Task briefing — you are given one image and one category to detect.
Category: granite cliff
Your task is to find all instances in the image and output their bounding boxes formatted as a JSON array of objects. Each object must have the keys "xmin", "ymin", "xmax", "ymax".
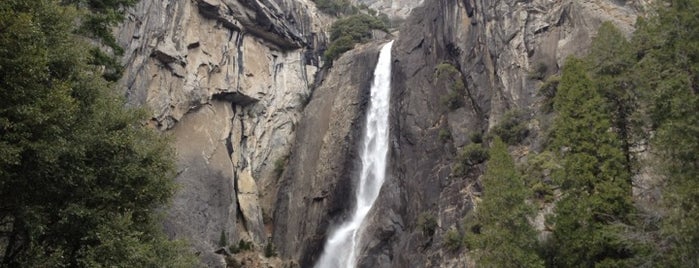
[{"xmin": 115, "ymin": 0, "xmax": 650, "ymax": 266}]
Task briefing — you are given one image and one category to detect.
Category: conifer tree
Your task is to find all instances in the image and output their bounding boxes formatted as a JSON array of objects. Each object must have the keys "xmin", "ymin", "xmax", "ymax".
[
  {"xmin": 469, "ymin": 137, "xmax": 543, "ymax": 268},
  {"xmin": 548, "ymin": 58, "xmax": 634, "ymax": 267},
  {"xmin": 631, "ymin": 1, "xmax": 699, "ymax": 265},
  {"xmin": 587, "ymin": 22, "xmax": 637, "ymax": 168}
]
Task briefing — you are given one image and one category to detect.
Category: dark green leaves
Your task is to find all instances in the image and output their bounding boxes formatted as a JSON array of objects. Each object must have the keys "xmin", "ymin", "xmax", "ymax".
[
  {"xmin": 0, "ymin": 0, "xmax": 196, "ymax": 266},
  {"xmin": 467, "ymin": 138, "xmax": 543, "ymax": 268},
  {"xmin": 324, "ymin": 14, "xmax": 388, "ymax": 61}
]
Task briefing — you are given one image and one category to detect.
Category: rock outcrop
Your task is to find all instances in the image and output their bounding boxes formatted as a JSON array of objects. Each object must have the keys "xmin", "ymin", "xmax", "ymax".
[
  {"xmin": 352, "ymin": 0, "xmax": 424, "ymax": 19},
  {"xmin": 115, "ymin": 0, "xmax": 331, "ymax": 265}
]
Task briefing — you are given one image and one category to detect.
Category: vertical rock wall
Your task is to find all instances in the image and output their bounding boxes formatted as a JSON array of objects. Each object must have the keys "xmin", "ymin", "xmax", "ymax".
[
  {"xmin": 363, "ymin": 0, "xmax": 650, "ymax": 267},
  {"xmin": 114, "ymin": 0, "xmax": 653, "ymax": 266},
  {"xmin": 273, "ymin": 43, "xmax": 384, "ymax": 267},
  {"xmin": 115, "ymin": 0, "xmax": 331, "ymax": 266}
]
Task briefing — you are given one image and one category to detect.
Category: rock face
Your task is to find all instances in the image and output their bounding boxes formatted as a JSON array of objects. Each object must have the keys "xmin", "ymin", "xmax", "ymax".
[
  {"xmin": 358, "ymin": 0, "xmax": 649, "ymax": 267},
  {"xmin": 115, "ymin": 0, "xmax": 651, "ymax": 266},
  {"xmin": 273, "ymin": 43, "xmax": 384, "ymax": 267},
  {"xmin": 352, "ymin": 0, "xmax": 424, "ymax": 19},
  {"xmin": 115, "ymin": 0, "xmax": 332, "ymax": 266}
]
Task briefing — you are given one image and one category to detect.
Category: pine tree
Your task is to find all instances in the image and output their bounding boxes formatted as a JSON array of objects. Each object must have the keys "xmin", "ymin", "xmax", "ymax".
[
  {"xmin": 468, "ymin": 137, "xmax": 543, "ymax": 268},
  {"xmin": 631, "ymin": 1, "xmax": 699, "ymax": 265},
  {"xmin": 548, "ymin": 58, "xmax": 635, "ymax": 267},
  {"xmin": 587, "ymin": 22, "xmax": 637, "ymax": 169}
]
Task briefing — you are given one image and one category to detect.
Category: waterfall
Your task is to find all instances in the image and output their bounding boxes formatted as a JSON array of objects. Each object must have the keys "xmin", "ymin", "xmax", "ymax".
[{"xmin": 315, "ymin": 40, "xmax": 394, "ymax": 268}]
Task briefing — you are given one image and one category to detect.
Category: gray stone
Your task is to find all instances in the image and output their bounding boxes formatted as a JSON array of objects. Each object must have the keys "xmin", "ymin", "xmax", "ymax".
[{"xmin": 273, "ymin": 42, "xmax": 384, "ymax": 267}]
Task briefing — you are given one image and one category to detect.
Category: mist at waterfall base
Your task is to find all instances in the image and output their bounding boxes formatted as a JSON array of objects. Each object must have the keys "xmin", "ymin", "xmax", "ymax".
[{"xmin": 314, "ymin": 41, "xmax": 394, "ymax": 268}]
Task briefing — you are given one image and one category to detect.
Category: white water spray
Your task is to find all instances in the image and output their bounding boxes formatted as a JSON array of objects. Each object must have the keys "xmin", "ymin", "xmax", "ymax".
[{"xmin": 315, "ymin": 41, "xmax": 394, "ymax": 268}]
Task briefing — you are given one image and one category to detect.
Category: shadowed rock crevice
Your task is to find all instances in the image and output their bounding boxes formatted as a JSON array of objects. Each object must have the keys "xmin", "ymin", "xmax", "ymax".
[{"xmin": 196, "ymin": 0, "xmax": 306, "ymax": 50}]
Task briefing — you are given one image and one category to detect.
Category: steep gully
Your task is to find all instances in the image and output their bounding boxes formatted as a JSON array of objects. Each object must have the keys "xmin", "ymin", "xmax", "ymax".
[{"xmin": 315, "ymin": 41, "xmax": 394, "ymax": 268}]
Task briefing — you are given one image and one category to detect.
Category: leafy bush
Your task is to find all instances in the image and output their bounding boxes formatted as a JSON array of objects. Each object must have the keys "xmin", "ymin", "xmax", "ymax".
[
  {"xmin": 444, "ymin": 229, "xmax": 463, "ymax": 251},
  {"xmin": 441, "ymin": 91, "xmax": 463, "ymax": 110},
  {"xmin": 460, "ymin": 143, "xmax": 489, "ymax": 166},
  {"xmin": 435, "ymin": 62, "xmax": 460, "ymax": 77},
  {"xmin": 538, "ymin": 75, "xmax": 560, "ymax": 113},
  {"xmin": 439, "ymin": 128, "xmax": 452, "ymax": 143},
  {"xmin": 418, "ymin": 213, "xmax": 438, "ymax": 237},
  {"xmin": 470, "ymin": 132, "xmax": 484, "ymax": 144},
  {"xmin": 264, "ymin": 240, "xmax": 278, "ymax": 257},
  {"xmin": 229, "ymin": 239, "xmax": 254, "ymax": 254},
  {"xmin": 324, "ymin": 14, "xmax": 388, "ymax": 61},
  {"xmin": 490, "ymin": 110, "xmax": 529, "ymax": 145},
  {"xmin": 521, "ymin": 151, "xmax": 559, "ymax": 202},
  {"xmin": 324, "ymin": 35, "xmax": 355, "ymax": 61},
  {"xmin": 218, "ymin": 230, "xmax": 228, "ymax": 247},
  {"xmin": 531, "ymin": 182, "xmax": 554, "ymax": 202},
  {"xmin": 311, "ymin": 0, "xmax": 356, "ymax": 16},
  {"xmin": 435, "ymin": 63, "xmax": 466, "ymax": 110},
  {"xmin": 452, "ymin": 143, "xmax": 489, "ymax": 176}
]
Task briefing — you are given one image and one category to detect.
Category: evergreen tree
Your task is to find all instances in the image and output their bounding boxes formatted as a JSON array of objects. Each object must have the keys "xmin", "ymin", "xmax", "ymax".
[
  {"xmin": 0, "ymin": 0, "xmax": 196, "ymax": 266},
  {"xmin": 586, "ymin": 22, "xmax": 637, "ymax": 169},
  {"xmin": 468, "ymin": 137, "xmax": 543, "ymax": 268},
  {"xmin": 631, "ymin": 1, "xmax": 699, "ymax": 265},
  {"xmin": 548, "ymin": 58, "xmax": 635, "ymax": 267}
]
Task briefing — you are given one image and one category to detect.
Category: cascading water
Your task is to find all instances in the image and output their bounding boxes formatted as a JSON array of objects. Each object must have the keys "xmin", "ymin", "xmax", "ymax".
[{"xmin": 315, "ymin": 40, "xmax": 394, "ymax": 268}]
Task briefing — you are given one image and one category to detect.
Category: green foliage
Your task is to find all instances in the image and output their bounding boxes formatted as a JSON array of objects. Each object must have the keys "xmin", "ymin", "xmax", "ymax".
[
  {"xmin": 89, "ymin": 47, "xmax": 124, "ymax": 81},
  {"xmin": 627, "ymin": 2, "xmax": 699, "ymax": 265},
  {"xmin": 0, "ymin": 0, "xmax": 196, "ymax": 266},
  {"xmin": 469, "ymin": 132, "xmax": 483, "ymax": 144},
  {"xmin": 441, "ymin": 90, "xmax": 463, "ymax": 111},
  {"xmin": 274, "ymin": 154, "xmax": 289, "ymax": 178},
  {"xmin": 490, "ymin": 110, "xmax": 530, "ymax": 145},
  {"xmin": 452, "ymin": 143, "xmax": 488, "ymax": 176},
  {"xmin": 229, "ymin": 239, "xmax": 253, "ymax": 254},
  {"xmin": 219, "ymin": 230, "xmax": 228, "ymax": 247},
  {"xmin": 435, "ymin": 62, "xmax": 460, "ymax": 77},
  {"xmin": 264, "ymin": 240, "xmax": 278, "ymax": 258},
  {"xmin": 467, "ymin": 138, "xmax": 544, "ymax": 267},
  {"xmin": 438, "ymin": 128, "xmax": 452, "ymax": 143},
  {"xmin": 463, "ymin": 3, "xmax": 699, "ymax": 266},
  {"xmin": 461, "ymin": 144, "xmax": 489, "ymax": 165},
  {"xmin": 443, "ymin": 229, "xmax": 463, "ymax": 251},
  {"xmin": 521, "ymin": 151, "xmax": 559, "ymax": 202},
  {"xmin": 435, "ymin": 63, "xmax": 467, "ymax": 110},
  {"xmin": 311, "ymin": 0, "xmax": 356, "ymax": 16},
  {"xmin": 324, "ymin": 14, "xmax": 387, "ymax": 61},
  {"xmin": 324, "ymin": 36, "xmax": 355, "ymax": 62},
  {"xmin": 538, "ymin": 75, "xmax": 560, "ymax": 113},
  {"xmin": 587, "ymin": 22, "xmax": 638, "ymax": 163},
  {"xmin": 548, "ymin": 57, "xmax": 634, "ymax": 267},
  {"xmin": 62, "ymin": 0, "xmax": 136, "ymax": 81},
  {"xmin": 417, "ymin": 213, "xmax": 438, "ymax": 237}
]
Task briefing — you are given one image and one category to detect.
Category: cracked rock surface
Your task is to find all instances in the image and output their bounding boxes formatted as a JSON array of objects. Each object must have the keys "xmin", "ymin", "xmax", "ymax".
[{"xmin": 116, "ymin": 0, "xmax": 330, "ymax": 266}]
